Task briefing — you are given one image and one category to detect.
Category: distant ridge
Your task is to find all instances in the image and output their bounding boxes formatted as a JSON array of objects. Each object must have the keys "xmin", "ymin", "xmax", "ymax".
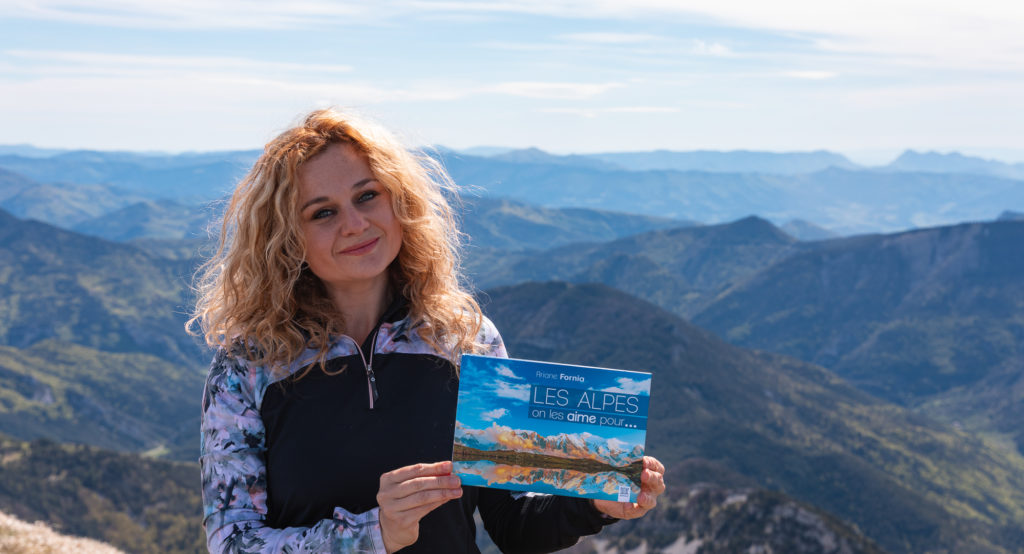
[
  {"xmin": 0, "ymin": 168, "xmax": 39, "ymax": 200},
  {"xmin": 585, "ymin": 149, "xmax": 860, "ymax": 174},
  {"xmin": 781, "ymin": 218, "xmax": 838, "ymax": 241},
  {"xmin": 4, "ymin": 146, "xmax": 1024, "ymax": 234},
  {"xmin": 694, "ymin": 219, "xmax": 1024, "ymax": 410},
  {"xmin": 440, "ymin": 153, "xmax": 1024, "ymax": 233},
  {"xmin": 469, "ymin": 215, "xmax": 800, "ymax": 316},
  {"xmin": 71, "ymin": 198, "xmax": 212, "ymax": 241},
  {"xmin": 489, "ymin": 147, "xmax": 620, "ymax": 170},
  {"xmin": 0, "ymin": 150, "xmax": 258, "ymax": 202},
  {"xmin": 0, "ymin": 144, "xmax": 71, "ymax": 158},
  {"xmin": 461, "ymin": 196, "xmax": 693, "ymax": 252},
  {"xmin": 886, "ymin": 149, "xmax": 1024, "ymax": 180}
]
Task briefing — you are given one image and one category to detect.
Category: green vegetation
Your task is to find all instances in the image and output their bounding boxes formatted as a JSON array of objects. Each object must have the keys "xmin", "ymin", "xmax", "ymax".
[
  {"xmin": 3, "ymin": 198, "xmax": 1024, "ymax": 552},
  {"xmin": 0, "ymin": 340, "xmax": 204, "ymax": 460},
  {"xmin": 471, "ymin": 216, "xmax": 1024, "ymax": 459},
  {"xmin": 0, "ymin": 209, "xmax": 202, "ymax": 367},
  {"xmin": 0, "ymin": 210, "xmax": 207, "ymax": 461},
  {"xmin": 469, "ymin": 215, "xmax": 799, "ymax": 316},
  {"xmin": 483, "ymin": 282, "xmax": 1024, "ymax": 553},
  {"xmin": 693, "ymin": 220, "xmax": 1024, "ymax": 454},
  {"xmin": 0, "ymin": 437, "xmax": 204, "ymax": 554},
  {"xmin": 460, "ymin": 196, "xmax": 689, "ymax": 252}
]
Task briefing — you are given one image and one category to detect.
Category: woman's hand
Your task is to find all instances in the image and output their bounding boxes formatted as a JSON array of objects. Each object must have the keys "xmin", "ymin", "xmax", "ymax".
[
  {"xmin": 592, "ymin": 456, "xmax": 666, "ymax": 520},
  {"xmin": 377, "ymin": 461, "xmax": 463, "ymax": 553}
]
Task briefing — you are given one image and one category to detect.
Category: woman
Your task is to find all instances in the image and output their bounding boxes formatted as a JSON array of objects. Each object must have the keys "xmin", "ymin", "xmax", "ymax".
[{"xmin": 192, "ymin": 109, "xmax": 666, "ymax": 553}]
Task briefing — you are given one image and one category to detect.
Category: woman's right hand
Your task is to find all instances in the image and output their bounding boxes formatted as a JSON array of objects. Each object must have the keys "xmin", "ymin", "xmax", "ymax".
[{"xmin": 377, "ymin": 461, "xmax": 463, "ymax": 553}]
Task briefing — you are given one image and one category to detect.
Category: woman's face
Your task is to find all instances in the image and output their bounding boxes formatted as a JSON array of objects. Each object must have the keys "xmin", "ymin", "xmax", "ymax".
[{"xmin": 296, "ymin": 142, "xmax": 403, "ymax": 300}]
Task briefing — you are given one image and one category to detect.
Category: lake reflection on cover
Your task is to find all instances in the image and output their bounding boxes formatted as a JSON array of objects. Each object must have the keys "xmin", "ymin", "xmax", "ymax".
[{"xmin": 454, "ymin": 460, "xmax": 639, "ymax": 501}]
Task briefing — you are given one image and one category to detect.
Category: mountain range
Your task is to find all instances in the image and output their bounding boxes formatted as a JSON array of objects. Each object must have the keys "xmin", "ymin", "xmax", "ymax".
[
  {"xmin": 467, "ymin": 214, "xmax": 1024, "ymax": 457},
  {"xmin": 442, "ymin": 155, "xmax": 1024, "ymax": 234},
  {"xmin": 455, "ymin": 421, "xmax": 644, "ymax": 467},
  {"xmin": 2, "ymin": 146, "xmax": 1022, "ymax": 235},
  {"xmin": 482, "ymin": 281, "xmax": 1024, "ymax": 553},
  {"xmin": 0, "ymin": 209, "xmax": 200, "ymax": 366},
  {"xmin": 469, "ymin": 215, "xmax": 801, "ymax": 317},
  {"xmin": 1, "ymin": 142, "xmax": 1024, "ymax": 552},
  {"xmin": 886, "ymin": 150, "xmax": 1024, "ymax": 180}
]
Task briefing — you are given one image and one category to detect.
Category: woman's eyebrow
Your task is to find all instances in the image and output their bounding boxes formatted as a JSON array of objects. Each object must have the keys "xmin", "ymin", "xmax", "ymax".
[
  {"xmin": 300, "ymin": 196, "xmax": 329, "ymax": 212},
  {"xmin": 299, "ymin": 178, "xmax": 375, "ymax": 211},
  {"xmin": 350, "ymin": 177, "xmax": 374, "ymax": 189}
]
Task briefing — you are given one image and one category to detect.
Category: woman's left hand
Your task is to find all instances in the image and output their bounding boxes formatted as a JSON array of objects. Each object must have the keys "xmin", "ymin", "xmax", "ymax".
[{"xmin": 592, "ymin": 456, "xmax": 666, "ymax": 519}]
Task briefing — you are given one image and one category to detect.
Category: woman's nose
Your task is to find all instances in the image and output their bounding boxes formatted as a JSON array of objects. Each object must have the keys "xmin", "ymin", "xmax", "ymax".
[{"xmin": 338, "ymin": 205, "xmax": 370, "ymax": 236}]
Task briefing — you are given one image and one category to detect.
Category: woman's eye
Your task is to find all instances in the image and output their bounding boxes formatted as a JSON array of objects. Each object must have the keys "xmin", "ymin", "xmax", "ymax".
[
  {"xmin": 357, "ymin": 190, "xmax": 378, "ymax": 203},
  {"xmin": 312, "ymin": 208, "xmax": 334, "ymax": 220}
]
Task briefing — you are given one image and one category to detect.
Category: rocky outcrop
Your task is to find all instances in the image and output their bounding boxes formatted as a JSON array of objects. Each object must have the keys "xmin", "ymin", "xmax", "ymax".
[{"xmin": 569, "ymin": 484, "xmax": 884, "ymax": 554}]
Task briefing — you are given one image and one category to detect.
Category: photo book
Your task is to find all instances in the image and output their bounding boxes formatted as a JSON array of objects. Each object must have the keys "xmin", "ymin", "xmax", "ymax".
[{"xmin": 452, "ymin": 354, "xmax": 652, "ymax": 503}]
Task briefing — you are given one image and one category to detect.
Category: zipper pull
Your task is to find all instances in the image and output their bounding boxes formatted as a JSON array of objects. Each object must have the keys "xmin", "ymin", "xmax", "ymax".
[{"xmin": 366, "ymin": 364, "xmax": 380, "ymax": 409}]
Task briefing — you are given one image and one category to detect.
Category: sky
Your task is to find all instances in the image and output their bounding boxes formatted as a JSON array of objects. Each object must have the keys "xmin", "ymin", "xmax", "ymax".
[
  {"xmin": 456, "ymin": 355, "xmax": 650, "ymax": 447},
  {"xmin": 3, "ymin": 1, "xmax": 1024, "ymax": 164}
]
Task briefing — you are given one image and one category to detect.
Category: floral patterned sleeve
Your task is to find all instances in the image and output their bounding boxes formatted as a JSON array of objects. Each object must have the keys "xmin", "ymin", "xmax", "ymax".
[
  {"xmin": 477, "ymin": 316, "xmax": 508, "ymax": 359},
  {"xmin": 199, "ymin": 348, "xmax": 386, "ymax": 553}
]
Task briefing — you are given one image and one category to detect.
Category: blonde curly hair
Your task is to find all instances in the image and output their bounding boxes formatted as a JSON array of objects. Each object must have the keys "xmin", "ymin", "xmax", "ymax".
[{"xmin": 189, "ymin": 108, "xmax": 484, "ymax": 374}]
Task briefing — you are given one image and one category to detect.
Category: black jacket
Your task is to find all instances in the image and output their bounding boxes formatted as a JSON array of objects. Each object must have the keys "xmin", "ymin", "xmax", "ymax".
[{"xmin": 200, "ymin": 299, "xmax": 615, "ymax": 553}]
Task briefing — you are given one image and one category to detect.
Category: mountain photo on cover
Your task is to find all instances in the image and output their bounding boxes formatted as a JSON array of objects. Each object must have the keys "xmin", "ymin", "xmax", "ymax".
[{"xmin": 453, "ymin": 354, "xmax": 651, "ymax": 502}]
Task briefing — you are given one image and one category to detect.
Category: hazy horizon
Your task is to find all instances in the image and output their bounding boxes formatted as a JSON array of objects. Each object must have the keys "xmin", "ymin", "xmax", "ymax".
[{"xmin": 5, "ymin": 141, "xmax": 1024, "ymax": 168}]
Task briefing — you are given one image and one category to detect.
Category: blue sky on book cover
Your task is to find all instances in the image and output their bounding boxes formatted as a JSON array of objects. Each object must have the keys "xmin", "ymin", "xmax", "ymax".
[{"xmin": 453, "ymin": 354, "xmax": 651, "ymax": 502}]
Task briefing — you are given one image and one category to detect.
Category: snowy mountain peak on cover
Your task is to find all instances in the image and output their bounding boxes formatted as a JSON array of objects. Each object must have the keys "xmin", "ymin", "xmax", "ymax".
[{"xmin": 456, "ymin": 422, "xmax": 641, "ymax": 467}]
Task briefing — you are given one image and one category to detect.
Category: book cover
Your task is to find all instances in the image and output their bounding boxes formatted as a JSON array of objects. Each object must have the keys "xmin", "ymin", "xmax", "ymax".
[{"xmin": 452, "ymin": 354, "xmax": 652, "ymax": 503}]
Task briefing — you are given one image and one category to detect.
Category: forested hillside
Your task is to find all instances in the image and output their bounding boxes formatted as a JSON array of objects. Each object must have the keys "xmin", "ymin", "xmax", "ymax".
[{"xmin": 1, "ymin": 145, "xmax": 1022, "ymax": 552}]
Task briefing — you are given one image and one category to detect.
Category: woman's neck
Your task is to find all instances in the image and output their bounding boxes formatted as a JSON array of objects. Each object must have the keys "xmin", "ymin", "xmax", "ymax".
[{"xmin": 327, "ymin": 278, "xmax": 391, "ymax": 345}]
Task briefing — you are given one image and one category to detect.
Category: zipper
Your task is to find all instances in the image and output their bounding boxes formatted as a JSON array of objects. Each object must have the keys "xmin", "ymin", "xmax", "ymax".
[
  {"xmin": 347, "ymin": 325, "xmax": 383, "ymax": 410},
  {"xmin": 342, "ymin": 295, "xmax": 403, "ymax": 410}
]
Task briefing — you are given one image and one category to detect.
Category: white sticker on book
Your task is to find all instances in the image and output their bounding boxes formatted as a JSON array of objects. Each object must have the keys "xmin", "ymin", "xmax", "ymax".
[{"xmin": 618, "ymin": 485, "xmax": 631, "ymax": 503}]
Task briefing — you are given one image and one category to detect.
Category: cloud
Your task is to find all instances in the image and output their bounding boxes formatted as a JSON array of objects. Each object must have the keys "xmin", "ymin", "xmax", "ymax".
[
  {"xmin": 558, "ymin": 32, "xmax": 663, "ymax": 44},
  {"xmin": 6, "ymin": 0, "xmax": 373, "ymax": 29},
  {"xmin": 691, "ymin": 39, "xmax": 732, "ymax": 57},
  {"xmin": 423, "ymin": 1, "xmax": 1024, "ymax": 72},
  {"xmin": 606, "ymin": 437, "xmax": 628, "ymax": 451},
  {"xmin": 493, "ymin": 380, "xmax": 531, "ymax": 402},
  {"xmin": 13, "ymin": 0, "xmax": 1024, "ymax": 73},
  {"xmin": 481, "ymin": 408, "xmax": 508, "ymax": 421},
  {"xmin": 606, "ymin": 106, "xmax": 679, "ymax": 113},
  {"xmin": 494, "ymin": 364, "xmax": 522, "ymax": 380},
  {"xmin": 484, "ymin": 81, "xmax": 622, "ymax": 100},
  {"xmin": 604, "ymin": 377, "xmax": 650, "ymax": 395},
  {"xmin": 784, "ymin": 70, "xmax": 838, "ymax": 80},
  {"xmin": 3, "ymin": 50, "xmax": 625, "ymax": 105},
  {"xmin": 5, "ymin": 50, "xmax": 353, "ymax": 76},
  {"xmin": 540, "ymin": 106, "xmax": 679, "ymax": 118}
]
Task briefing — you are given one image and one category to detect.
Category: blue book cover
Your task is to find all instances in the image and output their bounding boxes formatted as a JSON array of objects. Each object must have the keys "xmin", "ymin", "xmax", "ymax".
[{"xmin": 453, "ymin": 354, "xmax": 652, "ymax": 503}]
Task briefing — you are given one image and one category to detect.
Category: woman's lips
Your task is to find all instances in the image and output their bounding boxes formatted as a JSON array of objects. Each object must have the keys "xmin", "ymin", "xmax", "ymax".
[{"xmin": 339, "ymin": 237, "xmax": 379, "ymax": 255}]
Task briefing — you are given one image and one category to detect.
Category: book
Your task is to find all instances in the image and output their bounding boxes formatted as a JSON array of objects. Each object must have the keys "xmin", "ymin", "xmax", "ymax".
[{"xmin": 452, "ymin": 354, "xmax": 652, "ymax": 503}]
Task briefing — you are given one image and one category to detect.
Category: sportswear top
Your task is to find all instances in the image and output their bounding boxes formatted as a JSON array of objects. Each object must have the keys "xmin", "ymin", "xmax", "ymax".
[{"xmin": 200, "ymin": 297, "xmax": 616, "ymax": 553}]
